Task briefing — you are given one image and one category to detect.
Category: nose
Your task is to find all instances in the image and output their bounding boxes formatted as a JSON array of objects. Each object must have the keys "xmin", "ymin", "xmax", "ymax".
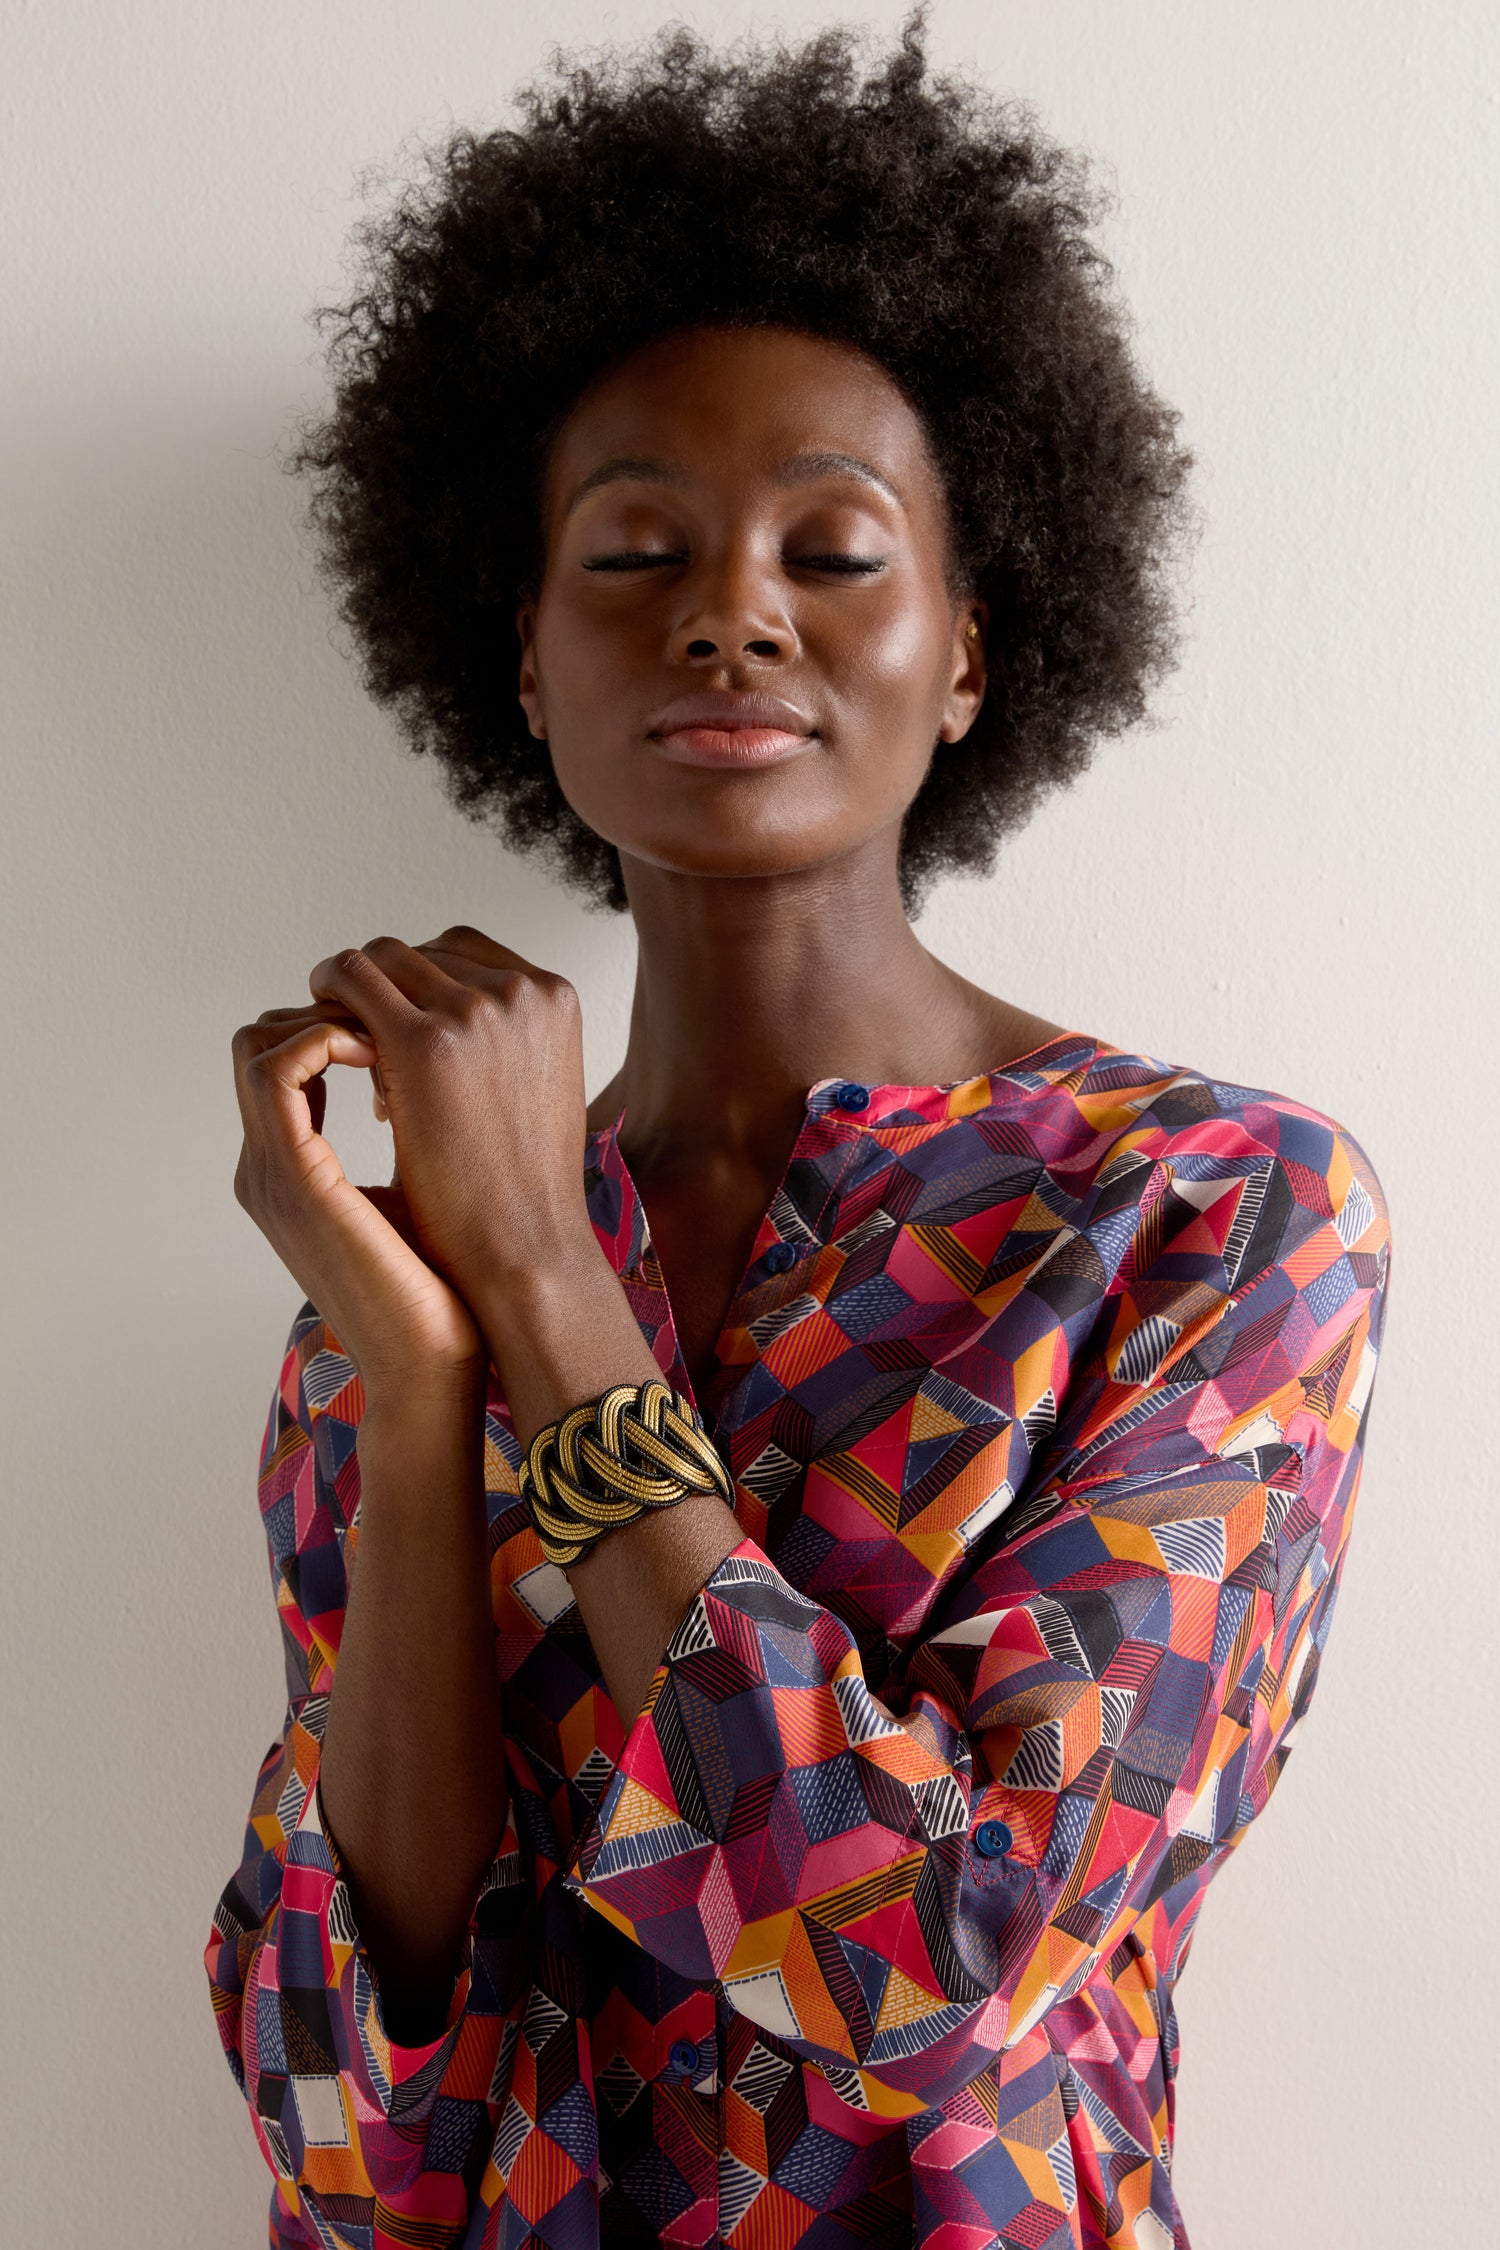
[{"xmin": 666, "ymin": 548, "xmax": 797, "ymax": 667}]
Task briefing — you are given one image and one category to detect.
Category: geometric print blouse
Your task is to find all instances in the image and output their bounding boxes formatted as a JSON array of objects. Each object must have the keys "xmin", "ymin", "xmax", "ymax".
[{"xmin": 205, "ymin": 1033, "xmax": 1391, "ymax": 2250}]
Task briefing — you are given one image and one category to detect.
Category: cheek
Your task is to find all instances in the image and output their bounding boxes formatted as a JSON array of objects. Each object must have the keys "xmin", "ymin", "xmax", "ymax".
[
  {"xmin": 832, "ymin": 581, "xmax": 955, "ymax": 714},
  {"xmin": 860, "ymin": 603, "xmax": 941, "ymax": 680},
  {"xmin": 824, "ymin": 597, "xmax": 956, "ymax": 792},
  {"xmin": 530, "ymin": 608, "xmax": 642, "ymax": 814},
  {"xmin": 531, "ymin": 594, "xmax": 619, "ymax": 713}
]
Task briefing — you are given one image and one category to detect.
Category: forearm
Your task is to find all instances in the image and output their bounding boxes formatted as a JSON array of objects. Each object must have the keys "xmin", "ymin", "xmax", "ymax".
[
  {"xmin": 317, "ymin": 1375, "xmax": 507, "ymax": 2043},
  {"xmin": 474, "ymin": 1248, "xmax": 744, "ymax": 1729}
]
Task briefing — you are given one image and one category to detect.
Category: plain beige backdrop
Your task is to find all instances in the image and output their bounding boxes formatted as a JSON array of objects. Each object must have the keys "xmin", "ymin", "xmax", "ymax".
[{"xmin": 3, "ymin": 2, "xmax": 1495, "ymax": 2241}]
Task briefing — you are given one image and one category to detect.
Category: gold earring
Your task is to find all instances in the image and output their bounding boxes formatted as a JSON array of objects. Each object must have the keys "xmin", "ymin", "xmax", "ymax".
[{"xmin": 965, "ymin": 621, "xmax": 979, "ymax": 641}]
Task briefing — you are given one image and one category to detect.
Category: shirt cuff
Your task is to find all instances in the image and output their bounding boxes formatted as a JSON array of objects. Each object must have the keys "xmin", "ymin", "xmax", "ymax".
[
  {"xmin": 565, "ymin": 1535, "xmax": 893, "ymax": 1972},
  {"xmin": 275, "ymin": 1768, "xmax": 521, "ymax": 2103}
]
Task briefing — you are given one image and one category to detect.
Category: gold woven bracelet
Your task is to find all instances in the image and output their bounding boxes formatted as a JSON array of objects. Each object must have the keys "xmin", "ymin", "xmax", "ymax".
[{"xmin": 516, "ymin": 1378, "xmax": 733, "ymax": 1569}]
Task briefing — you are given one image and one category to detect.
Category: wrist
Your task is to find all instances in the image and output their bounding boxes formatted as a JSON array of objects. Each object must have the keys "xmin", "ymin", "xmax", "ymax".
[
  {"xmin": 468, "ymin": 1232, "xmax": 617, "ymax": 1339},
  {"xmin": 352, "ymin": 1383, "xmax": 488, "ymax": 1532},
  {"xmin": 465, "ymin": 1240, "xmax": 666, "ymax": 1455},
  {"xmin": 357, "ymin": 1355, "xmax": 488, "ymax": 1425}
]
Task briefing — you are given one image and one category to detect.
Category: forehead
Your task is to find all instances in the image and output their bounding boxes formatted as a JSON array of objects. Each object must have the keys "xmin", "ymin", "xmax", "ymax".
[{"xmin": 544, "ymin": 324, "xmax": 945, "ymax": 514}]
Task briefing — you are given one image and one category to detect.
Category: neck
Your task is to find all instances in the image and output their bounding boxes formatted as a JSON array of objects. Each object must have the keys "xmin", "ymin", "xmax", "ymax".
[{"xmin": 597, "ymin": 834, "xmax": 1051, "ymax": 1167}]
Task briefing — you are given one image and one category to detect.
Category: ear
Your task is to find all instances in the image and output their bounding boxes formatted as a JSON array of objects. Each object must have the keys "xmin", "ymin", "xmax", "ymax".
[
  {"xmin": 516, "ymin": 603, "xmax": 547, "ymax": 742},
  {"xmin": 937, "ymin": 600, "xmax": 988, "ymax": 744}
]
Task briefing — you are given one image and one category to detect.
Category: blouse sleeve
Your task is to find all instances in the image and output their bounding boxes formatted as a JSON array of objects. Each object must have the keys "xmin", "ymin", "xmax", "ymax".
[
  {"xmin": 204, "ymin": 1306, "xmax": 530, "ymax": 2234},
  {"xmin": 570, "ymin": 1111, "xmax": 1391, "ymax": 2118}
]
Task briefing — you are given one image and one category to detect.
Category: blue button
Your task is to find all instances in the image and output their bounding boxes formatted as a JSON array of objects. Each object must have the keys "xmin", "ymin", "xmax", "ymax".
[
  {"xmin": 833, "ymin": 1081, "xmax": 870, "ymax": 1113},
  {"xmin": 974, "ymin": 1819, "xmax": 1013, "ymax": 1858},
  {"xmin": 669, "ymin": 2039, "xmax": 699, "ymax": 2074},
  {"xmin": 764, "ymin": 1241, "xmax": 798, "ymax": 1274}
]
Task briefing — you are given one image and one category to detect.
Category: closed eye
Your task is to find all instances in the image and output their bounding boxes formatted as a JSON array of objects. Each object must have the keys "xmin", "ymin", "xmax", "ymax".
[
  {"xmin": 582, "ymin": 549, "xmax": 886, "ymax": 575},
  {"xmin": 793, "ymin": 553, "xmax": 886, "ymax": 575},
  {"xmin": 582, "ymin": 549, "xmax": 687, "ymax": 572}
]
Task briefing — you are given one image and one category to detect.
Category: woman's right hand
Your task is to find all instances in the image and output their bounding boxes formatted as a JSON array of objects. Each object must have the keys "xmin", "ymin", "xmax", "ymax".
[{"xmin": 231, "ymin": 1004, "xmax": 484, "ymax": 1399}]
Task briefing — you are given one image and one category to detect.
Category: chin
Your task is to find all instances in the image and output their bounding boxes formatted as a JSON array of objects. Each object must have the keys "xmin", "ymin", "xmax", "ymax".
[{"xmin": 615, "ymin": 829, "xmax": 850, "ymax": 887}]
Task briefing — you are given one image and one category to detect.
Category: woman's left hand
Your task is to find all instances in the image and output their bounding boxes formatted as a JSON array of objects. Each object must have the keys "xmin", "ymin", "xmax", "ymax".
[{"xmin": 307, "ymin": 925, "xmax": 600, "ymax": 1308}]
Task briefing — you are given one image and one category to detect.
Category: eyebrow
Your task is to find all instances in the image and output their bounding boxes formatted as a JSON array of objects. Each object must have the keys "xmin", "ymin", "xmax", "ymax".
[
  {"xmin": 563, "ymin": 449, "xmax": 905, "ymax": 516},
  {"xmin": 564, "ymin": 458, "xmax": 685, "ymax": 515},
  {"xmin": 778, "ymin": 451, "xmax": 904, "ymax": 506}
]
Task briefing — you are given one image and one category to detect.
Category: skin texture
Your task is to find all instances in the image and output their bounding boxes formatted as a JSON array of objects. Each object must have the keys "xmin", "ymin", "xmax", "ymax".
[{"xmin": 232, "ymin": 324, "xmax": 1062, "ymax": 2040}]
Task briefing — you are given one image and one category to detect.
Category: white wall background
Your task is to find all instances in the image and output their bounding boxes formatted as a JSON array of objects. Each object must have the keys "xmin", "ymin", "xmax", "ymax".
[{"xmin": 3, "ymin": 2, "xmax": 1494, "ymax": 2240}]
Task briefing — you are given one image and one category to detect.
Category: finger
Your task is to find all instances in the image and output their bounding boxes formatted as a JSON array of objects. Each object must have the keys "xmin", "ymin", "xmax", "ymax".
[
  {"xmin": 232, "ymin": 1017, "xmax": 378, "ymax": 1155},
  {"xmin": 415, "ymin": 924, "xmax": 549, "ymax": 982},
  {"xmin": 309, "ymin": 936, "xmax": 462, "ymax": 1017},
  {"xmin": 256, "ymin": 1005, "xmax": 374, "ymax": 1108},
  {"xmin": 234, "ymin": 1015, "xmax": 378, "ymax": 1070},
  {"xmin": 254, "ymin": 1001, "xmax": 372, "ymax": 1031}
]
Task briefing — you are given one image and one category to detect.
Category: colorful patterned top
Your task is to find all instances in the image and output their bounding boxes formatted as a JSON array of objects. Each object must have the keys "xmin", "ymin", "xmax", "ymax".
[{"xmin": 206, "ymin": 1034, "xmax": 1390, "ymax": 2250}]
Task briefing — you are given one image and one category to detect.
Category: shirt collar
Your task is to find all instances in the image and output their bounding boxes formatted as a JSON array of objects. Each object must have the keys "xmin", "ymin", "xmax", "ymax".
[{"xmin": 588, "ymin": 1031, "xmax": 1101, "ymax": 1144}]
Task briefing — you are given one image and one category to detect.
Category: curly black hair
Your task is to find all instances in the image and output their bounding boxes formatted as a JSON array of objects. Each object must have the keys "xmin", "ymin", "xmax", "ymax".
[{"xmin": 288, "ymin": 10, "xmax": 1194, "ymax": 916}]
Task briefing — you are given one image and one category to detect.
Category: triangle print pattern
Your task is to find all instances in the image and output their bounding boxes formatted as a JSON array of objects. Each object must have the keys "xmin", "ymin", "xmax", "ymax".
[{"xmin": 205, "ymin": 1034, "xmax": 1390, "ymax": 2249}]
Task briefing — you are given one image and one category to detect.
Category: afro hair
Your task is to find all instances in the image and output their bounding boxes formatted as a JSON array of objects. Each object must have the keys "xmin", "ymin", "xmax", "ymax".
[{"xmin": 288, "ymin": 10, "xmax": 1195, "ymax": 915}]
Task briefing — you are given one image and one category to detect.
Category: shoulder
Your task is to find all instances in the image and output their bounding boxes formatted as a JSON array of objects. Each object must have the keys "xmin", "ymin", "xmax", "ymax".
[
  {"xmin": 1054, "ymin": 1037, "xmax": 1388, "ymax": 1257},
  {"xmin": 1002, "ymin": 1042, "xmax": 1391, "ymax": 1500}
]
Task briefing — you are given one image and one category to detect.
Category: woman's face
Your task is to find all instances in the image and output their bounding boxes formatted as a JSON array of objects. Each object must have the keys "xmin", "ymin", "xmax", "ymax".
[{"xmin": 518, "ymin": 324, "xmax": 986, "ymax": 896}]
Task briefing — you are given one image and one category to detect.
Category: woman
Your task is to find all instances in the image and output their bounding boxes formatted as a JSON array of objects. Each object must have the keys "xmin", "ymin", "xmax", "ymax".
[{"xmin": 208, "ymin": 21, "xmax": 1390, "ymax": 2248}]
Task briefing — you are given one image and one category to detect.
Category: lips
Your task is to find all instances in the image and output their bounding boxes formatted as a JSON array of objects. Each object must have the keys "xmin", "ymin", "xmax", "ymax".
[
  {"xmin": 645, "ymin": 690, "xmax": 817, "ymax": 770},
  {"xmin": 646, "ymin": 690, "xmax": 815, "ymax": 737}
]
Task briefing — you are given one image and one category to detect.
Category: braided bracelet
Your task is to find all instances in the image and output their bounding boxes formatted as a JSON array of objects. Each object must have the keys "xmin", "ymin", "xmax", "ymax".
[{"xmin": 516, "ymin": 1378, "xmax": 733, "ymax": 1568}]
